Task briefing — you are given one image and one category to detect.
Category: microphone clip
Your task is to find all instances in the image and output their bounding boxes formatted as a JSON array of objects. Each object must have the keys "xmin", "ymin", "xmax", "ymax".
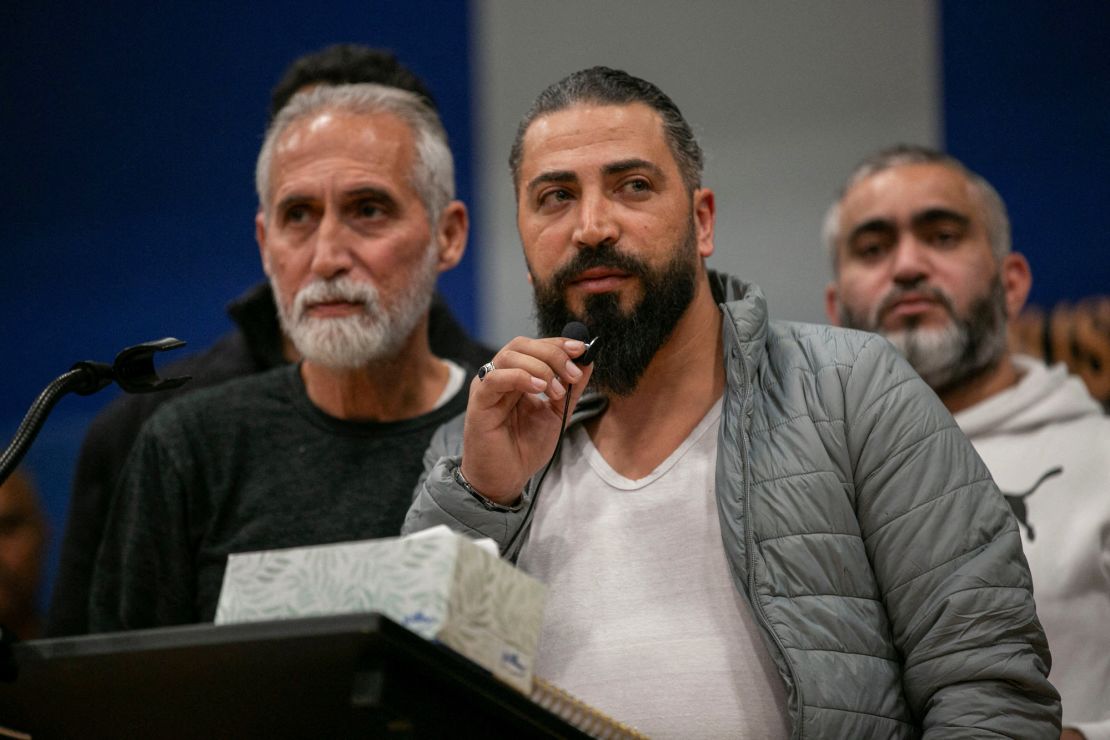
[
  {"xmin": 573, "ymin": 336, "xmax": 600, "ymax": 366},
  {"xmin": 69, "ymin": 337, "xmax": 191, "ymax": 395}
]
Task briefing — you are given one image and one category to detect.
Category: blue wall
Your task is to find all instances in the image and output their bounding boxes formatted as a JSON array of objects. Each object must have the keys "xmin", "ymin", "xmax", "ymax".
[
  {"xmin": 941, "ymin": 0, "xmax": 1110, "ymax": 308},
  {"xmin": 1, "ymin": 1, "xmax": 476, "ymax": 612}
]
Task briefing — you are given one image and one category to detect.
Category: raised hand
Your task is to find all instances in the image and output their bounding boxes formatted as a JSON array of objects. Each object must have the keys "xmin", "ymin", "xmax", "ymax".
[{"xmin": 460, "ymin": 335, "xmax": 593, "ymax": 504}]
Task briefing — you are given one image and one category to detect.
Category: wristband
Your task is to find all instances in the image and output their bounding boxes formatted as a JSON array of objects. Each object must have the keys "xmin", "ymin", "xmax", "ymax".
[{"xmin": 453, "ymin": 465, "xmax": 524, "ymax": 513}]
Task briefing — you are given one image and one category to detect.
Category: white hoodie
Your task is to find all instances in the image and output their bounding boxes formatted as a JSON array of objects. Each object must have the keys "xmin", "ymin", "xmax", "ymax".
[{"xmin": 955, "ymin": 355, "xmax": 1110, "ymax": 739}]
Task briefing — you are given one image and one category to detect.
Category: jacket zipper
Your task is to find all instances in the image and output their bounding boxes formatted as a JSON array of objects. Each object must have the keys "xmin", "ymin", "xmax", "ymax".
[{"xmin": 735, "ymin": 344, "xmax": 805, "ymax": 738}]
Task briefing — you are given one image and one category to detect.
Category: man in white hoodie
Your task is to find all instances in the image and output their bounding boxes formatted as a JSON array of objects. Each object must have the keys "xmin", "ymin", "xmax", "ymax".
[{"xmin": 823, "ymin": 144, "xmax": 1110, "ymax": 740}]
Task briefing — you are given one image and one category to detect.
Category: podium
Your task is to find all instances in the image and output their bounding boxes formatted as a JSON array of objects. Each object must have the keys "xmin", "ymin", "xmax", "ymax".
[{"xmin": 0, "ymin": 613, "xmax": 590, "ymax": 738}]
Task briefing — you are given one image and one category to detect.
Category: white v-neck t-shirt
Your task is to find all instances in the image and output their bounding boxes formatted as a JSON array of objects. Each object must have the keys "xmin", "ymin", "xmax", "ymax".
[{"xmin": 518, "ymin": 400, "xmax": 790, "ymax": 739}]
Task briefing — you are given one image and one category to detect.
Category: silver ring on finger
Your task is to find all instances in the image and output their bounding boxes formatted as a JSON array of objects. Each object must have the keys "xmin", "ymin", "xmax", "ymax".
[{"xmin": 477, "ymin": 361, "xmax": 496, "ymax": 381}]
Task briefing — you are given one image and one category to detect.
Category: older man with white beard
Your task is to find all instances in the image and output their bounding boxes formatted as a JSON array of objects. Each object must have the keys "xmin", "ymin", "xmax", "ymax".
[
  {"xmin": 825, "ymin": 145, "xmax": 1110, "ymax": 740},
  {"xmin": 88, "ymin": 83, "xmax": 472, "ymax": 631}
]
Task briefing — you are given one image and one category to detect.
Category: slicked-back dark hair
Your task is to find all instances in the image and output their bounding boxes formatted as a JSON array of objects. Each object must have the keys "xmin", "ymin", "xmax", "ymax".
[
  {"xmin": 509, "ymin": 66, "xmax": 704, "ymax": 194},
  {"xmin": 267, "ymin": 43, "xmax": 437, "ymax": 123}
]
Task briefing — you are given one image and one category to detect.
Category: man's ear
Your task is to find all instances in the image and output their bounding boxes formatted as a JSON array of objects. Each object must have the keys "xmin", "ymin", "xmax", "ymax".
[
  {"xmin": 824, "ymin": 282, "xmax": 842, "ymax": 326},
  {"xmin": 1000, "ymin": 252, "xmax": 1033, "ymax": 320},
  {"xmin": 693, "ymin": 188, "xmax": 716, "ymax": 259},
  {"xmin": 434, "ymin": 201, "xmax": 468, "ymax": 272},
  {"xmin": 255, "ymin": 209, "xmax": 271, "ymax": 276}
]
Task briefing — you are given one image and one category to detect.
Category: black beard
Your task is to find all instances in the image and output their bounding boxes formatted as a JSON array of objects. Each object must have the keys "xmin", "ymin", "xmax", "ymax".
[{"xmin": 532, "ymin": 230, "xmax": 698, "ymax": 396}]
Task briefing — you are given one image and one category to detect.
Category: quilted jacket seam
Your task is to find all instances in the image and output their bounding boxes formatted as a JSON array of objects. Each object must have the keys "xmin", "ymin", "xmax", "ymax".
[
  {"xmin": 884, "ymin": 530, "xmax": 1005, "ymax": 594},
  {"xmin": 865, "ymin": 475, "xmax": 993, "ymax": 544}
]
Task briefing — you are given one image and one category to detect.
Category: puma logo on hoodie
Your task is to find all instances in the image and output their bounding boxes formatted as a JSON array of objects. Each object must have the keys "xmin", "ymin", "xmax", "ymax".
[{"xmin": 1001, "ymin": 466, "xmax": 1062, "ymax": 541}]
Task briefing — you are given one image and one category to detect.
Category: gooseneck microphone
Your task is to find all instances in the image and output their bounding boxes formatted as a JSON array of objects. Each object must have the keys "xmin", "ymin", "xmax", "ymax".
[{"xmin": 0, "ymin": 338, "xmax": 191, "ymax": 488}]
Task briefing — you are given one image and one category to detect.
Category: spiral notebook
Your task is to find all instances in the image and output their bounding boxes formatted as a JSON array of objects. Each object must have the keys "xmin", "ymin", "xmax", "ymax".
[{"xmin": 530, "ymin": 676, "xmax": 649, "ymax": 739}]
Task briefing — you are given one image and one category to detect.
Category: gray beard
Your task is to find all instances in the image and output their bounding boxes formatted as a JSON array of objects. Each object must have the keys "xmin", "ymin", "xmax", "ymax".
[
  {"xmin": 270, "ymin": 246, "xmax": 438, "ymax": 370},
  {"xmin": 840, "ymin": 275, "xmax": 1009, "ymax": 394}
]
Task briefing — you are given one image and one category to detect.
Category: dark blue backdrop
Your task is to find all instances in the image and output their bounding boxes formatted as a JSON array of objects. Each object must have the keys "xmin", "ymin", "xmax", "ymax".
[
  {"xmin": 941, "ymin": 0, "xmax": 1110, "ymax": 308},
  {"xmin": 1, "ymin": 1, "xmax": 477, "ymax": 612}
]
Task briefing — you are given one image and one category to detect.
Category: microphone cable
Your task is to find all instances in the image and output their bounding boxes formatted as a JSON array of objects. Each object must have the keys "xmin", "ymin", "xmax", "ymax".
[
  {"xmin": 500, "ymin": 378, "xmax": 574, "ymax": 559},
  {"xmin": 500, "ymin": 322, "xmax": 596, "ymax": 559}
]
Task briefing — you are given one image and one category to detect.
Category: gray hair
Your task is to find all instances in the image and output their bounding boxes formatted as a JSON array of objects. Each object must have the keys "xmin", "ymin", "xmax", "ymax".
[
  {"xmin": 822, "ymin": 144, "xmax": 1011, "ymax": 269},
  {"xmin": 255, "ymin": 83, "xmax": 455, "ymax": 223},
  {"xmin": 508, "ymin": 66, "xmax": 704, "ymax": 194}
]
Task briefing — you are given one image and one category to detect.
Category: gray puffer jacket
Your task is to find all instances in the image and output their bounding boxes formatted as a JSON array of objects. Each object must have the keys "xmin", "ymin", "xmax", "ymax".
[{"xmin": 404, "ymin": 272, "xmax": 1060, "ymax": 738}]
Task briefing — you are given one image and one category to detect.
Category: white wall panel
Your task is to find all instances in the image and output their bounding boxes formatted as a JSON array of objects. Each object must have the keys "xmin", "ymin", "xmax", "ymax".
[{"xmin": 473, "ymin": 0, "xmax": 939, "ymax": 342}]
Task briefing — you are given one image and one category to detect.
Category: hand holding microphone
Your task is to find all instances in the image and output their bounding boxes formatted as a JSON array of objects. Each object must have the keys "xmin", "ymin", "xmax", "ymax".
[
  {"xmin": 563, "ymin": 321, "xmax": 601, "ymax": 366},
  {"xmin": 460, "ymin": 323, "xmax": 598, "ymax": 506}
]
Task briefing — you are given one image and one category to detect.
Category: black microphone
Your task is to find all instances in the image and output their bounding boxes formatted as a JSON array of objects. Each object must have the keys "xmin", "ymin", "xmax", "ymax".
[{"xmin": 562, "ymin": 321, "xmax": 600, "ymax": 366}]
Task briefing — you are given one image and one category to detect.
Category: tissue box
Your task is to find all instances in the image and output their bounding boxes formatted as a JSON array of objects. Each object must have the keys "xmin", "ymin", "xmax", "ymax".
[{"xmin": 214, "ymin": 526, "xmax": 546, "ymax": 692}]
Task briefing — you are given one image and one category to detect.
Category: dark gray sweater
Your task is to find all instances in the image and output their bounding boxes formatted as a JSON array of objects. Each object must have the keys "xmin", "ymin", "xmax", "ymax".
[
  {"xmin": 88, "ymin": 362, "xmax": 467, "ymax": 632},
  {"xmin": 51, "ymin": 282, "xmax": 491, "ymax": 637}
]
